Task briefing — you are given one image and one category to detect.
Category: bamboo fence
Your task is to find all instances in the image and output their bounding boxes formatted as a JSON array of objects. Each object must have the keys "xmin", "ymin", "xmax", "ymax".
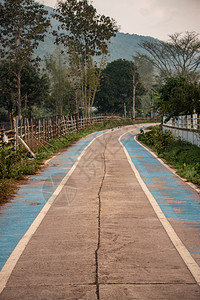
[{"xmin": 0, "ymin": 114, "xmax": 116, "ymax": 151}]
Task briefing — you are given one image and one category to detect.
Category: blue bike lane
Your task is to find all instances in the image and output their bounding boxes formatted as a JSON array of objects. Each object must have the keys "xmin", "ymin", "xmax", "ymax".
[
  {"xmin": 0, "ymin": 131, "xmax": 106, "ymax": 271},
  {"xmin": 121, "ymin": 131, "xmax": 200, "ymax": 267}
]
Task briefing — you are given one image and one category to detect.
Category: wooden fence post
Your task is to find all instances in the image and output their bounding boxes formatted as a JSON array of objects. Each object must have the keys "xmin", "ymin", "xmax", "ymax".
[
  {"xmin": 27, "ymin": 118, "xmax": 30, "ymax": 144},
  {"xmin": 38, "ymin": 119, "xmax": 41, "ymax": 143},
  {"xmin": 24, "ymin": 118, "xmax": 27, "ymax": 142},
  {"xmin": 16, "ymin": 116, "xmax": 19, "ymax": 149},
  {"xmin": 43, "ymin": 119, "xmax": 45, "ymax": 141},
  {"xmin": 20, "ymin": 118, "xmax": 23, "ymax": 142}
]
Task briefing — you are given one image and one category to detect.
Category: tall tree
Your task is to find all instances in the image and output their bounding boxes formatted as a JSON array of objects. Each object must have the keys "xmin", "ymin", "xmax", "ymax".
[
  {"xmin": 0, "ymin": 0, "xmax": 51, "ymax": 118},
  {"xmin": 0, "ymin": 61, "xmax": 49, "ymax": 119},
  {"xmin": 52, "ymin": 0, "xmax": 118, "ymax": 115},
  {"xmin": 0, "ymin": 60, "xmax": 17, "ymax": 120},
  {"xmin": 140, "ymin": 31, "xmax": 200, "ymax": 80},
  {"xmin": 133, "ymin": 55, "xmax": 155, "ymax": 117},
  {"xmin": 45, "ymin": 48, "xmax": 76, "ymax": 116},
  {"xmin": 94, "ymin": 59, "xmax": 145, "ymax": 115},
  {"xmin": 67, "ymin": 49, "xmax": 106, "ymax": 114},
  {"xmin": 157, "ymin": 76, "xmax": 200, "ymax": 120},
  {"xmin": 21, "ymin": 65, "xmax": 49, "ymax": 118}
]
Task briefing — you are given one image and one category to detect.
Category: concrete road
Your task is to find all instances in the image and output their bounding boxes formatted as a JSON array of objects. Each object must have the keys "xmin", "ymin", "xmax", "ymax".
[{"xmin": 0, "ymin": 125, "xmax": 200, "ymax": 299}]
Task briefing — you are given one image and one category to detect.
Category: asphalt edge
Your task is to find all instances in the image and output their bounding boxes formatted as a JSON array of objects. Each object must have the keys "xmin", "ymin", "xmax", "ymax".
[
  {"xmin": 0, "ymin": 130, "xmax": 109, "ymax": 294},
  {"xmin": 119, "ymin": 131, "xmax": 200, "ymax": 286}
]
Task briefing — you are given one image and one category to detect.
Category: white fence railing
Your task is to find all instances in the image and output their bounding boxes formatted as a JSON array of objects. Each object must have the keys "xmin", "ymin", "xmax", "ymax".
[{"xmin": 163, "ymin": 114, "xmax": 200, "ymax": 147}]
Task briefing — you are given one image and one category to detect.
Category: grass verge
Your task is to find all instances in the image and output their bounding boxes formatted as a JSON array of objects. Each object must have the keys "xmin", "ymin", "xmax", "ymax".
[
  {"xmin": 137, "ymin": 125, "xmax": 200, "ymax": 187},
  {"xmin": 0, "ymin": 118, "xmax": 153, "ymax": 205}
]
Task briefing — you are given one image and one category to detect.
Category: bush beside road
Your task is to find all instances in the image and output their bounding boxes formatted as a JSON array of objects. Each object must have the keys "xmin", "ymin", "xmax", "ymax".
[{"xmin": 137, "ymin": 125, "xmax": 200, "ymax": 187}]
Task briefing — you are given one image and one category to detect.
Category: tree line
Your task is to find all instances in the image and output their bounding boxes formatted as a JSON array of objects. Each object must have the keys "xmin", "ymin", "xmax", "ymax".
[
  {"xmin": 140, "ymin": 31, "xmax": 200, "ymax": 120},
  {"xmin": 0, "ymin": 0, "xmax": 200, "ymax": 123},
  {"xmin": 0, "ymin": 0, "xmax": 118, "ymax": 121},
  {"xmin": 96, "ymin": 32, "xmax": 200, "ymax": 120}
]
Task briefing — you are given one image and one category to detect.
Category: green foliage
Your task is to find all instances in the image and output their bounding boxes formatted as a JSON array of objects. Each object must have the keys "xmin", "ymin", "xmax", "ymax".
[
  {"xmin": 52, "ymin": 0, "xmax": 118, "ymax": 115},
  {"xmin": 157, "ymin": 76, "xmax": 200, "ymax": 119},
  {"xmin": 133, "ymin": 55, "xmax": 156, "ymax": 117},
  {"xmin": 45, "ymin": 48, "xmax": 76, "ymax": 116},
  {"xmin": 95, "ymin": 59, "xmax": 145, "ymax": 114},
  {"xmin": 0, "ymin": 61, "xmax": 50, "ymax": 119},
  {"xmin": 0, "ymin": 60, "xmax": 17, "ymax": 119},
  {"xmin": 0, "ymin": 0, "xmax": 51, "ymax": 117},
  {"xmin": 0, "ymin": 0, "xmax": 51, "ymax": 61},
  {"xmin": 138, "ymin": 125, "xmax": 174, "ymax": 154},
  {"xmin": 0, "ymin": 147, "xmax": 37, "ymax": 180},
  {"xmin": 21, "ymin": 65, "xmax": 50, "ymax": 118},
  {"xmin": 138, "ymin": 126, "xmax": 200, "ymax": 185},
  {"xmin": 53, "ymin": 0, "xmax": 118, "ymax": 58}
]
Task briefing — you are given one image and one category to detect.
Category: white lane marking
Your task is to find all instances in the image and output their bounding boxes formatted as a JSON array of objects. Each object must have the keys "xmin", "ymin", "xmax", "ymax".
[
  {"xmin": 119, "ymin": 132, "xmax": 200, "ymax": 286},
  {"xmin": 0, "ymin": 130, "xmax": 109, "ymax": 294}
]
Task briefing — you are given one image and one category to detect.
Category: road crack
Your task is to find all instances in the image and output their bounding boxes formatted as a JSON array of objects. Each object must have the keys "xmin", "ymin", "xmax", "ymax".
[{"xmin": 95, "ymin": 137, "xmax": 108, "ymax": 300}]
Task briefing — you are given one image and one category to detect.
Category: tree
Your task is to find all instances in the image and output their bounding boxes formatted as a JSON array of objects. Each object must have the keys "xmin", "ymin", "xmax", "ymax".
[
  {"xmin": 157, "ymin": 76, "xmax": 200, "ymax": 120},
  {"xmin": 0, "ymin": 61, "xmax": 49, "ymax": 119},
  {"xmin": 94, "ymin": 59, "xmax": 145, "ymax": 115},
  {"xmin": 45, "ymin": 48, "xmax": 76, "ymax": 116},
  {"xmin": 133, "ymin": 55, "xmax": 155, "ymax": 117},
  {"xmin": 86, "ymin": 57, "xmax": 105, "ymax": 110},
  {"xmin": 53, "ymin": 0, "xmax": 118, "ymax": 58},
  {"xmin": 140, "ymin": 31, "xmax": 200, "ymax": 80},
  {"xmin": 0, "ymin": 60, "xmax": 17, "ymax": 120},
  {"xmin": 52, "ymin": 0, "xmax": 118, "ymax": 114},
  {"xmin": 0, "ymin": 0, "xmax": 51, "ymax": 118},
  {"xmin": 21, "ymin": 65, "xmax": 49, "ymax": 118}
]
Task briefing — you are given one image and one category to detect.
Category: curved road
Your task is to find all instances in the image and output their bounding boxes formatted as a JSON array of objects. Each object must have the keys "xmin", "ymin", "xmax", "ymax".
[{"xmin": 0, "ymin": 124, "xmax": 200, "ymax": 299}]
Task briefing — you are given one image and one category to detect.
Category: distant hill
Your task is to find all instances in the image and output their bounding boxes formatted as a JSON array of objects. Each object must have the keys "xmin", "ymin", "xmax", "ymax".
[
  {"xmin": 34, "ymin": 5, "xmax": 159, "ymax": 63},
  {"xmin": 0, "ymin": 2, "xmax": 158, "ymax": 62},
  {"xmin": 107, "ymin": 32, "xmax": 158, "ymax": 62}
]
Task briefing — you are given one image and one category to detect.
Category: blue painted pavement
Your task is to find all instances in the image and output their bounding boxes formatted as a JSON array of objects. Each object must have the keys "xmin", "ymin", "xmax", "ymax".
[
  {"xmin": 0, "ymin": 131, "xmax": 105, "ymax": 270},
  {"xmin": 121, "ymin": 132, "xmax": 200, "ymax": 262}
]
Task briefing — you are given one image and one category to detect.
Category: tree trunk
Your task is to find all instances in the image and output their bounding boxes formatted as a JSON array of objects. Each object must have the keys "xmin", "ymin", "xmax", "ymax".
[
  {"xmin": 133, "ymin": 72, "xmax": 136, "ymax": 120},
  {"xmin": 84, "ymin": 69, "xmax": 88, "ymax": 117},
  {"xmin": 25, "ymin": 94, "xmax": 27, "ymax": 113},
  {"xmin": 17, "ymin": 68, "xmax": 22, "ymax": 119},
  {"xmin": 124, "ymin": 102, "xmax": 127, "ymax": 119}
]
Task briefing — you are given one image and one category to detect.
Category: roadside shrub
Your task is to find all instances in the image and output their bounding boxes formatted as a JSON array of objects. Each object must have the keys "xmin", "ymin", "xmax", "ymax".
[
  {"xmin": 138, "ymin": 125, "xmax": 174, "ymax": 154},
  {"xmin": 138, "ymin": 126, "xmax": 200, "ymax": 186},
  {"xmin": 0, "ymin": 147, "xmax": 37, "ymax": 180}
]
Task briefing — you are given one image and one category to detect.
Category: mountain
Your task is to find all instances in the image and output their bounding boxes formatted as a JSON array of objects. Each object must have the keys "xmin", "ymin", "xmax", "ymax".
[
  {"xmin": 34, "ymin": 5, "xmax": 159, "ymax": 63},
  {"xmin": 35, "ymin": 31, "xmax": 157, "ymax": 63},
  {"xmin": 0, "ymin": 2, "xmax": 158, "ymax": 62},
  {"xmin": 107, "ymin": 32, "xmax": 157, "ymax": 62}
]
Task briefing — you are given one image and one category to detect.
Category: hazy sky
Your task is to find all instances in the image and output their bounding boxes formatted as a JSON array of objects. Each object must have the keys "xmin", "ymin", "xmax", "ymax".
[{"xmin": 38, "ymin": 0, "xmax": 200, "ymax": 41}]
